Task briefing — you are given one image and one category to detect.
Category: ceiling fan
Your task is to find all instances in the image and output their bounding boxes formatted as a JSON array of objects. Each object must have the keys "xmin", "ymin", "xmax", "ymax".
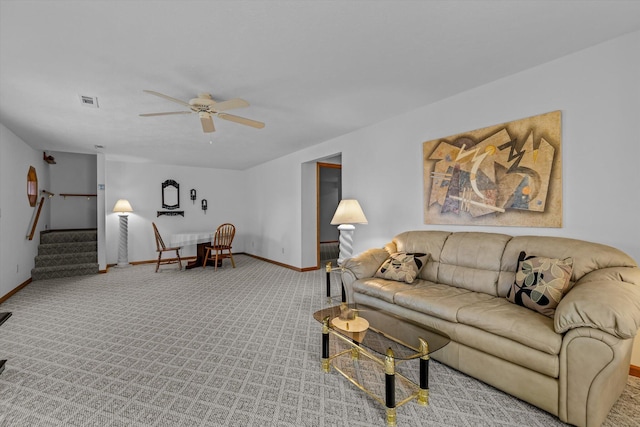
[{"xmin": 140, "ymin": 90, "xmax": 265, "ymax": 133}]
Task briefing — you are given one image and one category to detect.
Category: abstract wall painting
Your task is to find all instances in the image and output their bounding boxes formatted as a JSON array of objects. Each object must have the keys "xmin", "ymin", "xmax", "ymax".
[{"xmin": 423, "ymin": 111, "xmax": 562, "ymax": 227}]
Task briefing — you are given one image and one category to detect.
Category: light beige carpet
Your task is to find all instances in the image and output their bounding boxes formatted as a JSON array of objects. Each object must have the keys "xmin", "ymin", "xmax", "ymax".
[{"xmin": 0, "ymin": 255, "xmax": 638, "ymax": 426}]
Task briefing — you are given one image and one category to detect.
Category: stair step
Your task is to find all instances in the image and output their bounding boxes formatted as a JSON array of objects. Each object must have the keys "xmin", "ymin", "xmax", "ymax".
[
  {"xmin": 35, "ymin": 252, "xmax": 97, "ymax": 268},
  {"xmin": 31, "ymin": 263, "xmax": 99, "ymax": 281},
  {"xmin": 40, "ymin": 229, "xmax": 97, "ymax": 244},
  {"xmin": 38, "ymin": 241, "xmax": 97, "ymax": 255}
]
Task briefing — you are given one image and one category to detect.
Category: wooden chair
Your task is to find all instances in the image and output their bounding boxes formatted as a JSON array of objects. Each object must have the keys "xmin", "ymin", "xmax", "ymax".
[
  {"xmin": 152, "ymin": 222, "xmax": 182, "ymax": 272},
  {"xmin": 203, "ymin": 223, "xmax": 236, "ymax": 271}
]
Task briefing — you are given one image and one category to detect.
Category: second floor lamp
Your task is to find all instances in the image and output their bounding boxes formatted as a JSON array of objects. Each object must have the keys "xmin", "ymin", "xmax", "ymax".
[
  {"xmin": 113, "ymin": 199, "xmax": 133, "ymax": 267},
  {"xmin": 330, "ymin": 199, "xmax": 368, "ymax": 266}
]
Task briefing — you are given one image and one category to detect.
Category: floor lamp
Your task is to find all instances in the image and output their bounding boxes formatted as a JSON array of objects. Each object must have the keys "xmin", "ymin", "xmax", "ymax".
[
  {"xmin": 113, "ymin": 199, "xmax": 133, "ymax": 267},
  {"xmin": 330, "ymin": 199, "xmax": 368, "ymax": 266}
]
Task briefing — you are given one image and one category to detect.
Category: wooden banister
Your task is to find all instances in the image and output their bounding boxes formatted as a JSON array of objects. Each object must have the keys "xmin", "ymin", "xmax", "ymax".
[
  {"xmin": 59, "ymin": 193, "xmax": 97, "ymax": 198},
  {"xmin": 27, "ymin": 190, "xmax": 54, "ymax": 241},
  {"xmin": 28, "ymin": 197, "xmax": 45, "ymax": 240}
]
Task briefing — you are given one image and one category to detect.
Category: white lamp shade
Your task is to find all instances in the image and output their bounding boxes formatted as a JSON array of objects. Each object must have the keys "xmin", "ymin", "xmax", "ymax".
[
  {"xmin": 330, "ymin": 199, "xmax": 368, "ymax": 225},
  {"xmin": 113, "ymin": 199, "xmax": 133, "ymax": 214}
]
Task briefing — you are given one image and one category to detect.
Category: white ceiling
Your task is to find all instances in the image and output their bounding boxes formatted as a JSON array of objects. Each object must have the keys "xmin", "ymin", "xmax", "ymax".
[{"xmin": 2, "ymin": 1, "xmax": 640, "ymax": 170}]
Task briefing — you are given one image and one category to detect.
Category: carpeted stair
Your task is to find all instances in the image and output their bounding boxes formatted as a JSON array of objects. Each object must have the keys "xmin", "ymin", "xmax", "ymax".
[{"xmin": 31, "ymin": 229, "xmax": 99, "ymax": 281}]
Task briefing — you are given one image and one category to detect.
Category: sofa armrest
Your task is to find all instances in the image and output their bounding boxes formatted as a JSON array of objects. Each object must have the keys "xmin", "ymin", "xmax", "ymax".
[
  {"xmin": 342, "ymin": 248, "xmax": 390, "ymax": 279},
  {"xmin": 341, "ymin": 248, "xmax": 390, "ymax": 303},
  {"xmin": 555, "ymin": 277, "xmax": 640, "ymax": 339}
]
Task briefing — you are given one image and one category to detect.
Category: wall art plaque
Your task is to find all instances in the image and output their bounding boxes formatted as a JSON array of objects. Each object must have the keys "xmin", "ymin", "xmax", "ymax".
[{"xmin": 423, "ymin": 111, "xmax": 562, "ymax": 227}]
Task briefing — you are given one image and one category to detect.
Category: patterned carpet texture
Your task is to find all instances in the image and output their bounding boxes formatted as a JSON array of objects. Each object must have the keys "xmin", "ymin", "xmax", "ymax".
[{"xmin": 0, "ymin": 255, "xmax": 638, "ymax": 426}]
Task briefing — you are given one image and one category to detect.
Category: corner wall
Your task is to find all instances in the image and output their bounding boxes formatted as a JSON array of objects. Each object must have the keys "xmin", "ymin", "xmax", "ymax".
[{"xmin": 0, "ymin": 124, "xmax": 51, "ymax": 298}]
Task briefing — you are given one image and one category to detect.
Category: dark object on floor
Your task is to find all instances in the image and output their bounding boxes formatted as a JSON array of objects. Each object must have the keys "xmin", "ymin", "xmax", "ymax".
[{"xmin": 0, "ymin": 312, "xmax": 11, "ymax": 375}]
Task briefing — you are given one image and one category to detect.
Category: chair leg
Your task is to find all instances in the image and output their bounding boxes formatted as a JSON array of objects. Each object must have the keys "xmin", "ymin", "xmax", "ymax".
[
  {"xmin": 229, "ymin": 250, "xmax": 236, "ymax": 268},
  {"xmin": 203, "ymin": 248, "xmax": 211, "ymax": 268},
  {"xmin": 156, "ymin": 253, "xmax": 162, "ymax": 272},
  {"xmin": 176, "ymin": 250, "xmax": 182, "ymax": 270}
]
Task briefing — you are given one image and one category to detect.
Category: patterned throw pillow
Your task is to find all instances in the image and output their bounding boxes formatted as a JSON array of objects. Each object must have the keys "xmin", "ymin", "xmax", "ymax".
[
  {"xmin": 506, "ymin": 251, "xmax": 573, "ymax": 317},
  {"xmin": 375, "ymin": 252, "xmax": 429, "ymax": 284}
]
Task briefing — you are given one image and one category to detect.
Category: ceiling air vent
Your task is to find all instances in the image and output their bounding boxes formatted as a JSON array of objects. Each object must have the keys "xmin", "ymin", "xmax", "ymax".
[{"xmin": 79, "ymin": 95, "xmax": 99, "ymax": 108}]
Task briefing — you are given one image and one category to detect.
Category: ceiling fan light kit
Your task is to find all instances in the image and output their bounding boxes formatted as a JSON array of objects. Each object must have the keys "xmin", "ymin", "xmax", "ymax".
[{"xmin": 140, "ymin": 90, "xmax": 264, "ymax": 134}]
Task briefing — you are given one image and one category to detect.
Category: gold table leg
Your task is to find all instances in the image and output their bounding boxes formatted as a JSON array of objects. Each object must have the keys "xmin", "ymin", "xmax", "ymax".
[
  {"xmin": 322, "ymin": 316, "xmax": 330, "ymax": 372},
  {"xmin": 384, "ymin": 348, "xmax": 396, "ymax": 426},
  {"xmin": 417, "ymin": 338, "xmax": 429, "ymax": 406}
]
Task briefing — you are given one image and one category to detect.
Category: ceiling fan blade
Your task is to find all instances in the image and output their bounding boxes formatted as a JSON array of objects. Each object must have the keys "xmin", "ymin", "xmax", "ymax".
[
  {"xmin": 139, "ymin": 111, "xmax": 192, "ymax": 117},
  {"xmin": 143, "ymin": 90, "xmax": 191, "ymax": 107},
  {"xmin": 217, "ymin": 113, "xmax": 265, "ymax": 129},
  {"xmin": 210, "ymin": 98, "xmax": 249, "ymax": 112},
  {"xmin": 199, "ymin": 112, "xmax": 215, "ymax": 133}
]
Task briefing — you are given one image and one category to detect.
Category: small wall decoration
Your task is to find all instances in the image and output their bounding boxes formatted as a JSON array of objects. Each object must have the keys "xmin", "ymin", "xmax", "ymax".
[
  {"xmin": 157, "ymin": 179, "xmax": 184, "ymax": 217},
  {"xmin": 190, "ymin": 189, "xmax": 197, "ymax": 203},
  {"xmin": 27, "ymin": 166, "xmax": 38, "ymax": 207},
  {"xmin": 423, "ymin": 110, "xmax": 562, "ymax": 227},
  {"xmin": 201, "ymin": 199, "xmax": 208, "ymax": 214}
]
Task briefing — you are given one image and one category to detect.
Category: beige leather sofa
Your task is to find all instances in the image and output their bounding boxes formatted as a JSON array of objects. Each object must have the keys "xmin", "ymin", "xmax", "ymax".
[{"xmin": 341, "ymin": 231, "xmax": 640, "ymax": 427}]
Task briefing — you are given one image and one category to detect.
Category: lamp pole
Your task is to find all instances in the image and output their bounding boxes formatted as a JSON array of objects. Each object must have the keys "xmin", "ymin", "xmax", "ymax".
[
  {"xmin": 117, "ymin": 213, "xmax": 130, "ymax": 267},
  {"xmin": 336, "ymin": 224, "xmax": 356, "ymax": 266}
]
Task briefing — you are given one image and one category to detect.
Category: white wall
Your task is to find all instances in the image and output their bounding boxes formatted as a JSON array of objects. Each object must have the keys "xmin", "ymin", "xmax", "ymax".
[
  {"xmin": 0, "ymin": 124, "xmax": 51, "ymax": 297},
  {"xmin": 246, "ymin": 153, "xmax": 306, "ymax": 267},
  {"xmin": 49, "ymin": 151, "xmax": 97, "ymax": 229},
  {"xmin": 245, "ymin": 32, "xmax": 640, "ymax": 363},
  {"xmin": 104, "ymin": 160, "xmax": 248, "ymax": 264},
  {"xmin": 97, "ymin": 153, "xmax": 107, "ymax": 270}
]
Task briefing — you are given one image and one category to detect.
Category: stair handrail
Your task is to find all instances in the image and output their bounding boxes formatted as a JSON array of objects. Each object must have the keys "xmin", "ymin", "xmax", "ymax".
[{"xmin": 27, "ymin": 190, "xmax": 54, "ymax": 240}]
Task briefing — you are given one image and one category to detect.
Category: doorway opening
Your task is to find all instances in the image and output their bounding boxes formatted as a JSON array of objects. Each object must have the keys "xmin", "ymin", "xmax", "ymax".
[{"xmin": 317, "ymin": 162, "xmax": 341, "ymax": 266}]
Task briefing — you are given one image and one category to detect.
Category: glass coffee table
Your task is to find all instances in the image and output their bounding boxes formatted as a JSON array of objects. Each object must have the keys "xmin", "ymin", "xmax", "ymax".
[{"xmin": 313, "ymin": 304, "xmax": 450, "ymax": 426}]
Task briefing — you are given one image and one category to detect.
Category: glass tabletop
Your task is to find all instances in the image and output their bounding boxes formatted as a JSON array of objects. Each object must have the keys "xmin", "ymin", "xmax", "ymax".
[{"xmin": 313, "ymin": 304, "xmax": 450, "ymax": 360}]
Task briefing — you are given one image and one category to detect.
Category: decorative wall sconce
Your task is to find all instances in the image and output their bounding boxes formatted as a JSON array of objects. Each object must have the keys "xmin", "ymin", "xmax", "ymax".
[
  {"xmin": 190, "ymin": 189, "xmax": 197, "ymax": 203},
  {"xmin": 43, "ymin": 152, "xmax": 56, "ymax": 164},
  {"xmin": 201, "ymin": 199, "xmax": 208, "ymax": 214}
]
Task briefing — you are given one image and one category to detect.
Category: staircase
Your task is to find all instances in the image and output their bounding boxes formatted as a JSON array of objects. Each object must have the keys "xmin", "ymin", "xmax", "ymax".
[{"xmin": 31, "ymin": 229, "xmax": 99, "ymax": 281}]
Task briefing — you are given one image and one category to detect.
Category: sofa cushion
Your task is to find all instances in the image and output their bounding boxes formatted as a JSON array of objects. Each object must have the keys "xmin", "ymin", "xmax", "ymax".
[
  {"xmin": 352, "ymin": 278, "xmax": 430, "ymax": 304},
  {"xmin": 391, "ymin": 231, "xmax": 451, "ymax": 282},
  {"xmin": 375, "ymin": 252, "xmax": 429, "ymax": 284},
  {"xmin": 394, "ymin": 282, "xmax": 494, "ymax": 322},
  {"xmin": 457, "ymin": 297, "xmax": 562, "ymax": 355},
  {"xmin": 507, "ymin": 251, "xmax": 573, "ymax": 317},
  {"xmin": 437, "ymin": 232, "xmax": 512, "ymax": 295}
]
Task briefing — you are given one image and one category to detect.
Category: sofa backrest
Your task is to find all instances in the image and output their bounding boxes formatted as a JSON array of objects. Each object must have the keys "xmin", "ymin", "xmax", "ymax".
[
  {"xmin": 390, "ymin": 230, "xmax": 638, "ymax": 297},
  {"xmin": 497, "ymin": 235, "xmax": 638, "ymax": 297},
  {"xmin": 390, "ymin": 231, "xmax": 451, "ymax": 283},
  {"xmin": 438, "ymin": 232, "xmax": 512, "ymax": 295},
  {"xmin": 390, "ymin": 230, "xmax": 512, "ymax": 296}
]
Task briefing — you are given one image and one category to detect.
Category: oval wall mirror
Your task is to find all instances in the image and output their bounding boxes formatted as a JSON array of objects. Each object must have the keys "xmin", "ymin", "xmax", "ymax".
[{"xmin": 27, "ymin": 166, "xmax": 38, "ymax": 207}]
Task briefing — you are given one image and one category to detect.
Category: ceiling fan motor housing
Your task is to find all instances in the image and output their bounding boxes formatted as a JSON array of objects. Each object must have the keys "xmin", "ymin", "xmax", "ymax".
[{"xmin": 189, "ymin": 95, "xmax": 216, "ymax": 111}]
